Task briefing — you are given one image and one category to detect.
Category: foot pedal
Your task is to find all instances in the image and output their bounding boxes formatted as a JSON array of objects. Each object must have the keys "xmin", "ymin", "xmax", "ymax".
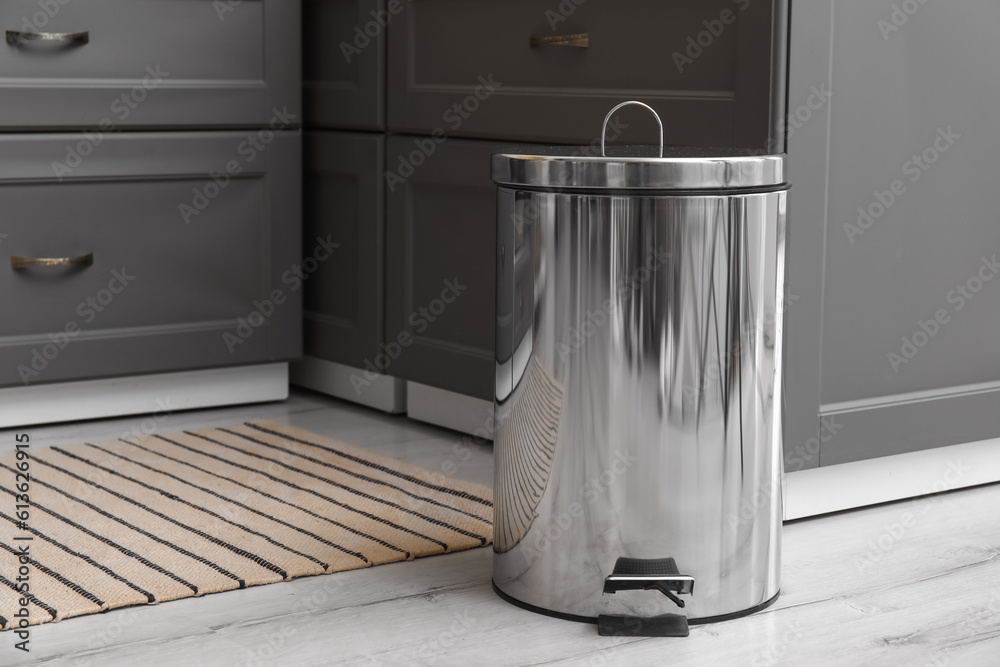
[
  {"xmin": 599, "ymin": 557, "xmax": 695, "ymax": 637},
  {"xmin": 597, "ymin": 613, "xmax": 690, "ymax": 637},
  {"xmin": 603, "ymin": 557, "xmax": 695, "ymax": 607}
]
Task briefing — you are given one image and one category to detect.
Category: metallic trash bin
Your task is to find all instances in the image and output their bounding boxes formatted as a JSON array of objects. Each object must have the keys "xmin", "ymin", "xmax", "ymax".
[{"xmin": 491, "ymin": 102, "xmax": 789, "ymax": 636}]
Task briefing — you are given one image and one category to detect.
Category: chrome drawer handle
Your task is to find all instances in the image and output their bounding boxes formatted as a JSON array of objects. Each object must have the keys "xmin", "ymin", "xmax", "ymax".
[
  {"xmin": 11, "ymin": 253, "xmax": 94, "ymax": 270},
  {"xmin": 6, "ymin": 30, "xmax": 89, "ymax": 49},
  {"xmin": 530, "ymin": 32, "xmax": 589, "ymax": 48}
]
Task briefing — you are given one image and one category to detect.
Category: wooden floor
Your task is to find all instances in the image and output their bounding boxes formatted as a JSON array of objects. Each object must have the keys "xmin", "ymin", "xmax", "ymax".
[{"xmin": 1, "ymin": 389, "xmax": 999, "ymax": 666}]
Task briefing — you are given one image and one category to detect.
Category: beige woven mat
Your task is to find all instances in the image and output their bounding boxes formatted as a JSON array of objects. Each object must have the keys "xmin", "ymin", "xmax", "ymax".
[{"xmin": 0, "ymin": 419, "xmax": 493, "ymax": 629}]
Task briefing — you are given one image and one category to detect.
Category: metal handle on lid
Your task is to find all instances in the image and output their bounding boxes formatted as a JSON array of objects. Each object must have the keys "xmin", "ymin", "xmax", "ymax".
[{"xmin": 600, "ymin": 101, "xmax": 663, "ymax": 158}]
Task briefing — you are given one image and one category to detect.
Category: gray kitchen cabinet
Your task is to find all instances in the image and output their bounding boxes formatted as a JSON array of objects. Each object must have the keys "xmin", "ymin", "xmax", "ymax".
[
  {"xmin": 0, "ymin": 131, "xmax": 302, "ymax": 388},
  {"xmin": 299, "ymin": 0, "xmax": 787, "ymax": 431},
  {"xmin": 303, "ymin": 130, "xmax": 385, "ymax": 367},
  {"xmin": 385, "ymin": 135, "xmax": 508, "ymax": 400},
  {"xmin": 303, "ymin": 0, "xmax": 385, "ymax": 130},
  {"xmin": 0, "ymin": 0, "xmax": 300, "ymax": 130},
  {"xmin": 785, "ymin": 0, "xmax": 1000, "ymax": 467},
  {"xmin": 387, "ymin": 0, "xmax": 782, "ymax": 148}
]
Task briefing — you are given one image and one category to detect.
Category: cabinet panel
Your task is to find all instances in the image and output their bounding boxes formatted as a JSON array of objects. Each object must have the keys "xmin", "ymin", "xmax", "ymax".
[
  {"xmin": 787, "ymin": 0, "xmax": 1000, "ymax": 466},
  {"xmin": 303, "ymin": 131, "xmax": 384, "ymax": 367},
  {"xmin": 303, "ymin": 0, "xmax": 385, "ymax": 130},
  {"xmin": 0, "ymin": 0, "xmax": 300, "ymax": 129},
  {"xmin": 0, "ymin": 131, "xmax": 302, "ymax": 388},
  {"xmin": 388, "ymin": 0, "xmax": 777, "ymax": 147},
  {"xmin": 385, "ymin": 136, "xmax": 506, "ymax": 400}
]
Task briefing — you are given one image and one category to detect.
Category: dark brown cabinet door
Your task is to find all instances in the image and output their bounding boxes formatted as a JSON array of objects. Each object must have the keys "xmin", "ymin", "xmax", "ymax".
[
  {"xmin": 304, "ymin": 0, "xmax": 385, "ymax": 130},
  {"xmin": 303, "ymin": 131, "xmax": 385, "ymax": 367},
  {"xmin": 385, "ymin": 135, "xmax": 509, "ymax": 400},
  {"xmin": 387, "ymin": 0, "xmax": 778, "ymax": 148}
]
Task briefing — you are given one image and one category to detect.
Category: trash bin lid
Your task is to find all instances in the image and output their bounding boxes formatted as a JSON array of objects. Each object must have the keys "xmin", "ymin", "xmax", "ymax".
[
  {"xmin": 491, "ymin": 146, "xmax": 786, "ymax": 192},
  {"xmin": 491, "ymin": 101, "xmax": 786, "ymax": 192}
]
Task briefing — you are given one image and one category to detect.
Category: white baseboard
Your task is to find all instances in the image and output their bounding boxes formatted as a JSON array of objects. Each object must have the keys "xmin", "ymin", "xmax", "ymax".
[
  {"xmin": 0, "ymin": 363, "xmax": 289, "ymax": 429},
  {"xmin": 406, "ymin": 381, "xmax": 494, "ymax": 439},
  {"xmin": 290, "ymin": 356, "xmax": 406, "ymax": 414},
  {"xmin": 785, "ymin": 436, "xmax": 1000, "ymax": 520}
]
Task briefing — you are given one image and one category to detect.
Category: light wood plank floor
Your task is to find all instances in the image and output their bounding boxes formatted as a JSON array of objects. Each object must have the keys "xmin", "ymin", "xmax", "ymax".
[{"xmin": 1, "ymin": 389, "xmax": 998, "ymax": 666}]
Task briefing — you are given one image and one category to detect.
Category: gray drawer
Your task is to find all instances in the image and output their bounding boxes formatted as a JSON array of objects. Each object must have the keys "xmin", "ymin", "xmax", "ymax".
[
  {"xmin": 0, "ymin": 0, "xmax": 300, "ymax": 130},
  {"xmin": 0, "ymin": 131, "xmax": 302, "ymax": 388},
  {"xmin": 388, "ymin": 0, "xmax": 776, "ymax": 147}
]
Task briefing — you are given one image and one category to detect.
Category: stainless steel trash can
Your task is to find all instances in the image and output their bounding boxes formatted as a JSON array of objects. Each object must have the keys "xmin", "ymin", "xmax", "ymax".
[{"xmin": 491, "ymin": 102, "xmax": 788, "ymax": 636}]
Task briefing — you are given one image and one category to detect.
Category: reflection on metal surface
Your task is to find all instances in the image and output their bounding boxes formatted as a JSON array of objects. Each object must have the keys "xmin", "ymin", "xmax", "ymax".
[
  {"xmin": 493, "ymin": 184, "xmax": 787, "ymax": 622},
  {"xmin": 493, "ymin": 356, "xmax": 563, "ymax": 553}
]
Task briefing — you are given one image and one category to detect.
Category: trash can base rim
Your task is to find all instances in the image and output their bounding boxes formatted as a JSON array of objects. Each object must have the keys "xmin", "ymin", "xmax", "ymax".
[{"xmin": 491, "ymin": 580, "xmax": 780, "ymax": 627}]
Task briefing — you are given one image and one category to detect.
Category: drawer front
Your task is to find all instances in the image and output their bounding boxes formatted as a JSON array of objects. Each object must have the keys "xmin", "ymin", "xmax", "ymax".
[
  {"xmin": 385, "ymin": 135, "xmax": 503, "ymax": 400},
  {"xmin": 0, "ymin": 0, "xmax": 300, "ymax": 129},
  {"xmin": 0, "ymin": 131, "xmax": 302, "ymax": 388},
  {"xmin": 304, "ymin": 0, "xmax": 385, "ymax": 130},
  {"xmin": 388, "ymin": 0, "xmax": 776, "ymax": 147},
  {"xmin": 303, "ymin": 130, "xmax": 385, "ymax": 366}
]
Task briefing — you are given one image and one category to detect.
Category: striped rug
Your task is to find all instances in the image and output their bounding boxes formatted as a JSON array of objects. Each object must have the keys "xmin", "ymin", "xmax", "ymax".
[{"xmin": 0, "ymin": 419, "xmax": 493, "ymax": 629}]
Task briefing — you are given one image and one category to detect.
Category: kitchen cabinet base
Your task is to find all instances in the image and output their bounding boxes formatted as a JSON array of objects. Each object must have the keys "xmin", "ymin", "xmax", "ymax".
[
  {"xmin": 290, "ymin": 356, "xmax": 405, "ymax": 414},
  {"xmin": 406, "ymin": 381, "xmax": 494, "ymax": 441},
  {"xmin": 785, "ymin": 435, "xmax": 1000, "ymax": 520},
  {"xmin": 0, "ymin": 364, "xmax": 288, "ymax": 429}
]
